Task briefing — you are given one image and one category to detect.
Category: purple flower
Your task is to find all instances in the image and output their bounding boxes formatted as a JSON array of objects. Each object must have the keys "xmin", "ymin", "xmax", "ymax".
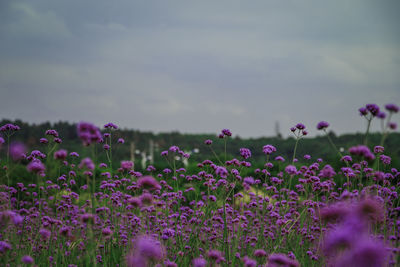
[
  {"xmin": 134, "ymin": 235, "xmax": 164, "ymax": 261},
  {"xmin": 204, "ymin": 139, "xmax": 213, "ymax": 145},
  {"xmin": 39, "ymin": 138, "xmax": 48, "ymax": 144},
  {"xmin": 373, "ymin": 146, "xmax": 384, "ymax": 154},
  {"xmin": 104, "ymin": 122, "xmax": 118, "ymax": 129},
  {"xmin": 348, "ymin": 145, "xmax": 375, "ymax": 160},
  {"xmin": 27, "ymin": 159, "xmax": 45, "ymax": 174},
  {"xmin": 285, "ymin": 165, "xmax": 297, "ymax": 175},
  {"xmin": 128, "ymin": 197, "xmax": 142, "ymax": 208},
  {"xmin": 79, "ymin": 157, "xmax": 95, "ymax": 170},
  {"xmin": 77, "ymin": 122, "xmax": 102, "ymax": 146},
  {"xmin": 192, "ymin": 257, "xmax": 207, "ymax": 267},
  {"xmin": 126, "ymin": 254, "xmax": 147, "ymax": 267},
  {"xmin": 216, "ymin": 166, "xmax": 228, "ymax": 178},
  {"xmin": 263, "ymin": 145, "xmax": 277, "ymax": 155},
  {"xmin": 69, "ymin": 152, "xmax": 79, "ymax": 157},
  {"xmin": 137, "ymin": 176, "xmax": 161, "ymax": 191},
  {"xmin": 389, "ymin": 122, "xmax": 397, "ymax": 130},
  {"xmin": 243, "ymin": 176, "xmax": 255, "ymax": 185},
  {"xmin": 377, "ymin": 111, "xmax": 386, "ymax": 119},
  {"xmin": 140, "ymin": 193, "xmax": 153, "ymax": 205},
  {"xmin": 379, "ymin": 155, "xmax": 391, "ymax": 165},
  {"xmin": 0, "ymin": 123, "xmax": 20, "ymax": 132},
  {"xmin": 102, "ymin": 227, "xmax": 113, "ymax": 237},
  {"xmin": 243, "ymin": 256, "xmax": 257, "ymax": 267},
  {"xmin": 254, "ymin": 249, "xmax": 267, "ymax": 257},
  {"xmin": 334, "ymin": 239, "xmax": 388, "ymax": 267},
  {"xmin": 385, "ymin": 103, "xmax": 399, "ymax": 113},
  {"xmin": 45, "ymin": 129, "xmax": 59, "ymax": 137},
  {"xmin": 356, "ymin": 197, "xmax": 383, "ymax": 222},
  {"xmin": 117, "ymin": 138, "xmax": 125, "ymax": 144},
  {"xmin": 0, "ymin": 241, "xmax": 11, "ymax": 253},
  {"xmin": 295, "ymin": 123, "xmax": 306, "ymax": 130},
  {"xmin": 208, "ymin": 249, "xmax": 223, "ymax": 261},
  {"xmin": 121, "ymin": 160, "xmax": 134, "ymax": 171},
  {"xmin": 341, "ymin": 155, "xmax": 353, "ymax": 162},
  {"xmin": 103, "ymin": 144, "xmax": 110, "ymax": 150},
  {"xmin": 21, "ymin": 255, "xmax": 34, "ymax": 264},
  {"xmin": 39, "ymin": 228, "xmax": 51, "ymax": 240},
  {"xmin": 359, "ymin": 107, "xmax": 368, "ymax": 116},
  {"xmin": 240, "ymin": 148, "xmax": 251, "ymax": 159},
  {"xmin": 267, "ymin": 253, "xmax": 299, "ymax": 267},
  {"xmin": 54, "ymin": 149, "xmax": 67, "ymax": 160},
  {"xmin": 366, "ymin": 104, "xmax": 380, "ymax": 116},
  {"xmin": 10, "ymin": 142, "xmax": 27, "ymax": 161},
  {"xmin": 221, "ymin": 128, "xmax": 232, "ymax": 136},
  {"xmin": 316, "ymin": 121, "xmax": 329, "ymax": 130}
]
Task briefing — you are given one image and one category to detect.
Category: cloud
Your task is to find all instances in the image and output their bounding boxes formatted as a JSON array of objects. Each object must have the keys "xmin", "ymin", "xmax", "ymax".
[{"xmin": 0, "ymin": 0, "xmax": 399, "ymax": 137}]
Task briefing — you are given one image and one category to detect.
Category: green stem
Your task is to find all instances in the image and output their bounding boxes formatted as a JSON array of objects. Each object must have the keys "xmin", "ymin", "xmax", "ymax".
[
  {"xmin": 292, "ymin": 136, "xmax": 299, "ymax": 164},
  {"xmin": 364, "ymin": 117, "xmax": 372, "ymax": 146}
]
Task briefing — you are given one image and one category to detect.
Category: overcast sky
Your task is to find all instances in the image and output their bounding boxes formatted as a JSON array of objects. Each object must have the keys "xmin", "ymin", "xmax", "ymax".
[{"xmin": 0, "ymin": 0, "xmax": 399, "ymax": 138}]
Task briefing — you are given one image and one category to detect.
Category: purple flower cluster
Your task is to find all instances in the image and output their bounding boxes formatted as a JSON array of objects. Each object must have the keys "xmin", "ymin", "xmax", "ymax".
[
  {"xmin": 0, "ymin": 123, "xmax": 20, "ymax": 132},
  {"xmin": 316, "ymin": 121, "xmax": 329, "ymax": 130},
  {"xmin": 77, "ymin": 122, "xmax": 102, "ymax": 146},
  {"xmin": 263, "ymin": 145, "xmax": 276, "ymax": 155},
  {"xmin": 0, "ymin": 105, "xmax": 399, "ymax": 266},
  {"xmin": 240, "ymin": 148, "xmax": 252, "ymax": 159}
]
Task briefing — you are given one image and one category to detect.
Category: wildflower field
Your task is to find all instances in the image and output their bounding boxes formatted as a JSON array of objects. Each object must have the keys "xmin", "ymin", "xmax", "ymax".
[{"xmin": 0, "ymin": 103, "xmax": 399, "ymax": 267}]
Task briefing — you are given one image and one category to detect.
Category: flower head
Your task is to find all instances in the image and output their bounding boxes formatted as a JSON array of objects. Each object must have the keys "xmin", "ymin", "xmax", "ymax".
[
  {"xmin": 21, "ymin": 255, "xmax": 34, "ymax": 264},
  {"xmin": 137, "ymin": 176, "xmax": 161, "ymax": 191},
  {"xmin": 263, "ymin": 145, "xmax": 277, "ymax": 155},
  {"xmin": 77, "ymin": 122, "xmax": 102, "ymax": 146},
  {"xmin": 104, "ymin": 122, "xmax": 118, "ymax": 129},
  {"xmin": 27, "ymin": 159, "xmax": 45, "ymax": 175},
  {"xmin": 317, "ymin": 121, "xmax": 329, "ymax": 130},
  {"xmin": 0, "ymin": 123, "xmax": 20, "ymax": 132},
  {"xmin": 385, "ymin": 103, "xmax": 399, "ymax": 113},
  {"xmin": 192, "ymin": 257, "xmax": 207, "ymax": 267},
  {"xmin": 359, "ymin": 107, "xmax": 368, "ymax": 116},
  {"xmin": 10, "ymin": 142, "xmax": 27, "ymax": 161},
  {"xmin": 54, "ymin": 149, "xmax": 67, "ymax": 160},
  {"xmin": 296, "ymin": 123, "xmax": 306, "ymax": 130},
  {"xmin": 366, "ymin": 104, "xmax": 380, "ymax": 116},
  {"xmin": 45, "ymin": 129, "xmax": 59, "ymax": 137},
  {"xmin": 267, "ymin": 253, "xmax": 299, "ymax": 267},
  {"xmin": 240, "ymin": 148, "xmax": 251, "ymax": 159}
]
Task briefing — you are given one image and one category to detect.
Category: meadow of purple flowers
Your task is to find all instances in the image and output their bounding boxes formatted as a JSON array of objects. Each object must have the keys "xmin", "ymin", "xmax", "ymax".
[{"xmin": 0, "ymin": 103, "xmax": 399, "ymax": 266}]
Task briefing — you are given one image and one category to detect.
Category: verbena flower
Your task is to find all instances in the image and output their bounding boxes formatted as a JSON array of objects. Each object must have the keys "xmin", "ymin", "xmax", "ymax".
[
  {"xmin": 27, "ymin": 159, "xmax": 45, "ymax": 174},
  {"xmin": 192, "ymin": 257, "xmax": 207, "ymax": 267},
  {"xmin": 240, "ymin": 148, "xmax": 252, "ymax": 159},
  {"xmin": 104, "ymin": 122, "xmax": 118, "ymax": 129},
  {"xmin": 137, "ymin": 176, "xmax": 161, "ymax": 191},
  {"xmin": 21, "ymin": 255, "xmax": 34, "ymax": 264},
  {"xmin": 0, "ymin": 123, "xmax": 20, "ymax": 132},
  {"xmin": 317, "ymin": 121, "xmax": 329, "ymax": 130},
  {"xmin": 54, "ymin": 149, "xmax": 68, "ymax": 160},
  {"xmin": 10, "ymin": 142, "xmax": 27, "ymax": 161},
  {"xmin": 77, "ymin": 121, "xmax": 102, "ymax": 146},
  {"xmin": 267, "ymin": 253, "xmax": 299, "ymax": 267},
  {"xmin": 366, "ymin": 104, "xmax": 380, "ymax": 116},
  {"xmin": 263, "ymin": 145, "xmax": 276, "ymax": 155},
  {"xmin": 385, "ymin": 103, "xmax": 399, "ymax": 113}
]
